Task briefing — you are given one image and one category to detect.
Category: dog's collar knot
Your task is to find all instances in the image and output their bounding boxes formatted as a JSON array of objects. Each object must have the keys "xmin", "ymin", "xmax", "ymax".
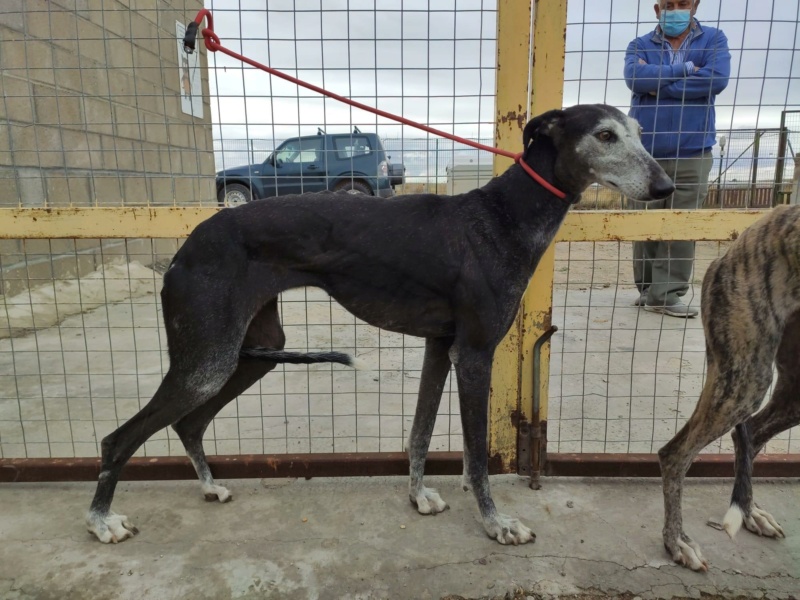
[{"xmin": 513, "ymin": 153, "xmax": 567, "ymax": 200}]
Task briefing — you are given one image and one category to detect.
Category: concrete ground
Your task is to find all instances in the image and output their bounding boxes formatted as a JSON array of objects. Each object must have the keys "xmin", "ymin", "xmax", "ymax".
[
  {"xmin": 1, "ymin": 475, "xmax": 799, "ymax": 600},
  {"xmin": 2, "ymin": 241, "xmax": 800, "ymax": 599},
  {"xmin": 4, "ymin": 241, "xmax": 798, "ymax": 462}
]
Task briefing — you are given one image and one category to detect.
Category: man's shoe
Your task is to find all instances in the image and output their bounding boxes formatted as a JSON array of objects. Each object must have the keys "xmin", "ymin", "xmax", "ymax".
[{"xmin": 643, "ymin": 300, "xmax": 698, "ymax": 318}]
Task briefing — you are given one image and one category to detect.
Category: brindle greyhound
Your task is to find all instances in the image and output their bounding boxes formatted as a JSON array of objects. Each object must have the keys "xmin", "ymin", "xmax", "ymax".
[
  {"xmin": 85, "ymin": 104, "xmax": 674, "ymax": 544},
  {"xmin": 658, "ymin": 204, "xmax": 800, "ymax": 571}
]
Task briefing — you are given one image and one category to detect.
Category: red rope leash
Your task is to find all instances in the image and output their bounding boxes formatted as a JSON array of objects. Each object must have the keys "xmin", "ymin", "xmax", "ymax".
[{"xmin": 184, "ymin": 9, "xmax": 567, "ymax": 200}]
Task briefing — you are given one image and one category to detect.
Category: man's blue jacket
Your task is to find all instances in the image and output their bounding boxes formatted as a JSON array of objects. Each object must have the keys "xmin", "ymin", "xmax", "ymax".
[{"xmin": 625, "ymin": 21, "xmax": 731, "ymax": 159}]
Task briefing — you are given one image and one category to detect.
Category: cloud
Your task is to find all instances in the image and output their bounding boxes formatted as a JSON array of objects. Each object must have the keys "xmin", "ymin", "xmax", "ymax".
[
  {"xmin": 205, "ymin": 0, "xmax": 799, "ymax": 173},
  {"xmin": 566, "ymin": 0, "xmax": 800, "ymax": 129}
]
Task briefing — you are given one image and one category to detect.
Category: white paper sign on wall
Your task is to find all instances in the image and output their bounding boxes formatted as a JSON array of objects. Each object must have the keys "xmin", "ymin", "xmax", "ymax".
[{"xmin": 176, "ymin": 21, "xmax": 204, "ymax": 119}]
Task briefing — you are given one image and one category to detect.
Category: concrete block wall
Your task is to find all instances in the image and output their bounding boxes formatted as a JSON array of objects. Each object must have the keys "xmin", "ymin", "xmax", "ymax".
[
  {"xmin": 1, "ymin": 0, "xmax": 216, "ymax": 296},
  {"xmin": 0, "ymin": 0, "xmax": 216, "ymax": 208}
]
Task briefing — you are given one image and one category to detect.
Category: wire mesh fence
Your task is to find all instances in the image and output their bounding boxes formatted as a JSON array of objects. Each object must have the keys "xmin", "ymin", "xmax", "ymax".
[
  {"xmin": 548, "ymin": 0, "xmax": 800, "ymax": 458},
  {"xmin": 1, "ymin": 0, "xmax": 499, "ymax": 461},
  {"xmin": 214, "ymin": 125, "xmax": 794, "ymax": 205},
  {"xmin": 1, "ymin": 0, "xmax": 800, "ymax": 469},
  {"xmin": 0, "ymin": 0, "xmax": 217, "ymax": 208},
  {"xmin": 549, "ymin": 238, "xmax": 800, "ymax": 456},
  {"xmin": 213, "ymin": 136, "xmax": 495, "ymax": 191},
  {"xmin": 0, "ymin": 239, "xmax": 466, "ymax": 459}
]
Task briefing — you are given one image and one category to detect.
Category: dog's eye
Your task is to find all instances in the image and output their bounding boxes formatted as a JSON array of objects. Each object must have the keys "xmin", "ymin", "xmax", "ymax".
[{"xmin": 596, "ymin": 131, "xmax": 615, "ymax": 142}]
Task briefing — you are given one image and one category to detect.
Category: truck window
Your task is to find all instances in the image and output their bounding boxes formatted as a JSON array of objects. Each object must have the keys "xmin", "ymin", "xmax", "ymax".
[
  {"xmin": 333, "ymin": 136, "xmax": 372, "ymax": 159},
  {"xmin": 275, "ymin": 137, "xmax": 324, "ymax": 164}
]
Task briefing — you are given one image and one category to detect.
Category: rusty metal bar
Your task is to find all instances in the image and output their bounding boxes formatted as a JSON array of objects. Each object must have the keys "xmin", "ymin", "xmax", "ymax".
[
  {"xmin": 543, "ymin": 452, "xmax": 800, "ymax": 478},
  {"xmin": 7, "ymin": 451, "xmax": 797, "ymax": 482},
  {"xmin": 0, "ymin": 452, "xmax": 505, "ymax": 483},
  {"xmin": 529, "ymin": 325, "xmax": 558, "ymax": 489}
]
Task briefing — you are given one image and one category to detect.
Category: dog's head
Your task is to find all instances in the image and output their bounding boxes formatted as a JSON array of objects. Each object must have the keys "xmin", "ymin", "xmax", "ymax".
[{"xmin": 522, "ymin": 104, "xmax": 674, "ymax": 202}]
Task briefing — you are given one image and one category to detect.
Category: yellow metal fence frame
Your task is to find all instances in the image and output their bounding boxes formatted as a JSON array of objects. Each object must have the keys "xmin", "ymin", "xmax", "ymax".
[
  {"xmin": 0, "ymin": 0, "xmax": 771, "ymax": 473},
  {"xmin": 0, "ymin": 207, "xmax": 767, "ymax": 473},
  {"xmin": 0, "ymin": 207, "xmax": 764, "ymax": 242},
  {"xmin": 487, "ymin": 0, "xmax": 766, "ymax": 472}
]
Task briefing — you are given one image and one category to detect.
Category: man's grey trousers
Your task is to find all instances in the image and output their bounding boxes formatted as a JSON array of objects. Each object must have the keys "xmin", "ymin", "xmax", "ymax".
[{"xmin": 627, "ymin": 151, "xmax": 714, "ymax": 304}]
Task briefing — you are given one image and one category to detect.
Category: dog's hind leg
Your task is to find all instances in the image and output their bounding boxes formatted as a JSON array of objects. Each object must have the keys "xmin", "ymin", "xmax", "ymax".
[
  {"xmin": 461, "ymin": 443, "xmax": 471, "ymax": 492},
  {"xmin": 726, "ymin": 421, "xmax": 786, "ymax": 539},
  {"xmin": 725, "ymin": 312, "xmax": 800, "ymax": 540},
  {"xmin": 86, "ymin": 359, "xmax": 238, "ymax": 543},
  {"xmin": 172, "ymin": 299, "xmax": 286, "ymax": 503},
  {"xmin": 454, "ymin": 345, "xmax": 534, "ymax": 545},
  {"xmin": 86, "ymin": 258, "xmax": 265, "ymax": 543},
  {"xmin": 658, "ymin": 354, "xmax": 775, "ymax": 571},
  {"xmin": 407, "ymin": 336, "xmax": 453, "ymax": 515},
  {"xmin": 172, "ymin": 361, "xmax": 274, "ymax": 503}
]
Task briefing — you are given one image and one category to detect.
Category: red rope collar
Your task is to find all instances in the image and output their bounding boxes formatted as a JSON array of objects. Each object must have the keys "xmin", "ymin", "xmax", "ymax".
[{"xmin": 186, "ymin": 9, "xmax": 567, "ymax": 201}]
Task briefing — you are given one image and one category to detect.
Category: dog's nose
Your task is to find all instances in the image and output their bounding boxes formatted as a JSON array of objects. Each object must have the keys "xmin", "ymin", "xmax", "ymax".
[{"xmin": 649, "ymin": 178, "xmax": 675, "ymax": 200}]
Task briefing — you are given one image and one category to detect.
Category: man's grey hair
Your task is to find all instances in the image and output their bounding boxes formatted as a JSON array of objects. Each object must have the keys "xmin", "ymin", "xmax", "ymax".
[{"xmin": 658, "ymin": 0, "xmax": 699, "ymax": 5}]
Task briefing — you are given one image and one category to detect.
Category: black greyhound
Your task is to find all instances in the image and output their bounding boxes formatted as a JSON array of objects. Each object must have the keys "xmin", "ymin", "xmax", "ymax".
[{"xmin": 87, "ymin": 104, "xmax": 674, "ymax": 544}]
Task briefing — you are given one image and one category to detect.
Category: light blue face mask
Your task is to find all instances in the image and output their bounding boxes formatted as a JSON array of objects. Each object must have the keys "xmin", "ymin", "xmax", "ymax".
[{"xmin": 660, "ymin": 9, "xmax": 692, "ymax": 37}]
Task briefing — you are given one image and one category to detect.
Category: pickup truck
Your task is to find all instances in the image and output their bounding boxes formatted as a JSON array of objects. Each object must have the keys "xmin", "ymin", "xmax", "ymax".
[{"xmin": 216, "ymin": 129, "xmax": 405, "ymax": 205}]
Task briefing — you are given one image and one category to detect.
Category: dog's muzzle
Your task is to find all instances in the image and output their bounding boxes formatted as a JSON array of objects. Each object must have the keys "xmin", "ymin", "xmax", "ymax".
[{"xmin": 648, "ymin": 176, "xmax": 676, "ymax": 200}]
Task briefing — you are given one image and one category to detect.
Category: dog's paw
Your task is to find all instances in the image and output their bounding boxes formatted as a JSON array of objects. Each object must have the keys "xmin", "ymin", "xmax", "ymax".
[
  {"xmin": 723, "ymin": 503, "xmax": 784, "ymax": 540},
  {"xmin": 86, "ymin": 511, "xmax": 139, "ymax": 544},
  {"xmin": 410, "ymin": 486, "xmax": 449, "ymax": 515},
  {"xmin": 203, "ymin": 484, "xmax": 233, "ymax": 503},
  {"xmin": 666, "ymin": 535, "xmax": 708, "ymax": 571},
  {"xmin": 461, "ymin": 473, "xmax": 471, "ymax": 492},
  {"xmin": 744, "ymin": 506, "xmax": 784, "ymax": 538},
  {"xmin": 484, "ymin": 513, "xmax": 535, "ymax": 545}
]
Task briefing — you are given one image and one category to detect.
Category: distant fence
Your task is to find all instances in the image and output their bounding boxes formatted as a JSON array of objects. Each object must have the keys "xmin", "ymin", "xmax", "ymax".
[
  {"xmin": 705, "ymin": 183, "xmax": 791, "ymax": 208},
  {"xmin": 578, "ymin": 182, "xmax": 786, "ymax": 211},
  {"xmin": 215, "ymin": 125, "xmax": 797, "ymax": 191}
]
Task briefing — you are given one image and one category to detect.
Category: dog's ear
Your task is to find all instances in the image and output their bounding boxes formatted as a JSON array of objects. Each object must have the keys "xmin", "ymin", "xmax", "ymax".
[{"xmin": 522, "ymin": 109, "xmax": 566, "ymax": 149}]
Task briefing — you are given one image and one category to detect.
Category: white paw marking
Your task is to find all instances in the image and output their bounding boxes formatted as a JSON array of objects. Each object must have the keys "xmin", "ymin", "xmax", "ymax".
[
  {"xmin": 673, "ymin": 538, "xmax": 708, "ymax": 571},
  {"xmin": 203, "ymin": 483, "xmax": 233, "ymax": 503},
  {"xmin": 410, "ymin": 486, "xmax": 448, "ymax": 515},
  {"xmin": 86, "ymin": 511, "xmax": 139, "ymax": 544},
  {"xmin": 723, "ymin": 504, "xmax": 744, "ymax": 539},
  {"xmin": 484, "ymin": 513, "xmax": 535, "ymax": 545},
  {"xmin": 744, "ymin": 506, "xmax": 785, "ymax": 538}
]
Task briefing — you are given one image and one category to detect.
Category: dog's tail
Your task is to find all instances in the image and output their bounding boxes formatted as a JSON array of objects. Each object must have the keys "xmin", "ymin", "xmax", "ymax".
[{"xmin": 240, "ymin": 347, "xmax": 367, "ymax": 369}]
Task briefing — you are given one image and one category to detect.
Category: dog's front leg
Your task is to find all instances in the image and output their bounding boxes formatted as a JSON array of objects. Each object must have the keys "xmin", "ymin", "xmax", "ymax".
[
  {"xmin": 407, "ymin": 336, "xmax": 454, "ymax": 515},
  {"xmin": 453, "ymin": 346, "xmax": 535, "ymax": 545}
]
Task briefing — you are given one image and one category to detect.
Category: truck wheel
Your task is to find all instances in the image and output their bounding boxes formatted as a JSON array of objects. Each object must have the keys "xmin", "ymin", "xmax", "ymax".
[
  {"xmin": 218, "ymin": 183, "xmax": 252, "ymax": 206},
  {"xmin": 333, "ymin": 180, "xmax": 372, "ymax": 195}
]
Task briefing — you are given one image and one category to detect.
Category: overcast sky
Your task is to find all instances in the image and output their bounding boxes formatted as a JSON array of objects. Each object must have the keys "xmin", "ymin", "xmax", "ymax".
[{"xmin": 204, "ymin": 0, "xmax": 799, "ymax": 146}]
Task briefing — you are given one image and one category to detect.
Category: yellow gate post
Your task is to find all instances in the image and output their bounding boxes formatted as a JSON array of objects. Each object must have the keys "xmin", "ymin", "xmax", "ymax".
[{"xmin": 489, "ymin": 0, "xmax": 567, "ymax": 473}]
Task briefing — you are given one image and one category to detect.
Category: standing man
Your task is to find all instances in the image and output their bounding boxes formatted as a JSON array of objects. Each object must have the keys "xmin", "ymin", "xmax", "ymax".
[{"xmin": 624, "ymin": 0, "xmax": 730, "ymax": 317}]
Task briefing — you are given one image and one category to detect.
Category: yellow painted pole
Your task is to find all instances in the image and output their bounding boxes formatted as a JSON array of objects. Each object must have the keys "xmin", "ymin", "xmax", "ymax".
[
  {"xmin": 523, "ymin": 0, "xmax": 568, "ymax": 428},
  {"xmin": 488, "ymin": 0, "xmax": 534, "ymax": 472},
  {"xmin": 488, "ymin": 0, "xmax": 568, "ymax": 472},
  {"xmin": 0, "ymin": 207, "xmax": 218, "ymax": 239}
]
